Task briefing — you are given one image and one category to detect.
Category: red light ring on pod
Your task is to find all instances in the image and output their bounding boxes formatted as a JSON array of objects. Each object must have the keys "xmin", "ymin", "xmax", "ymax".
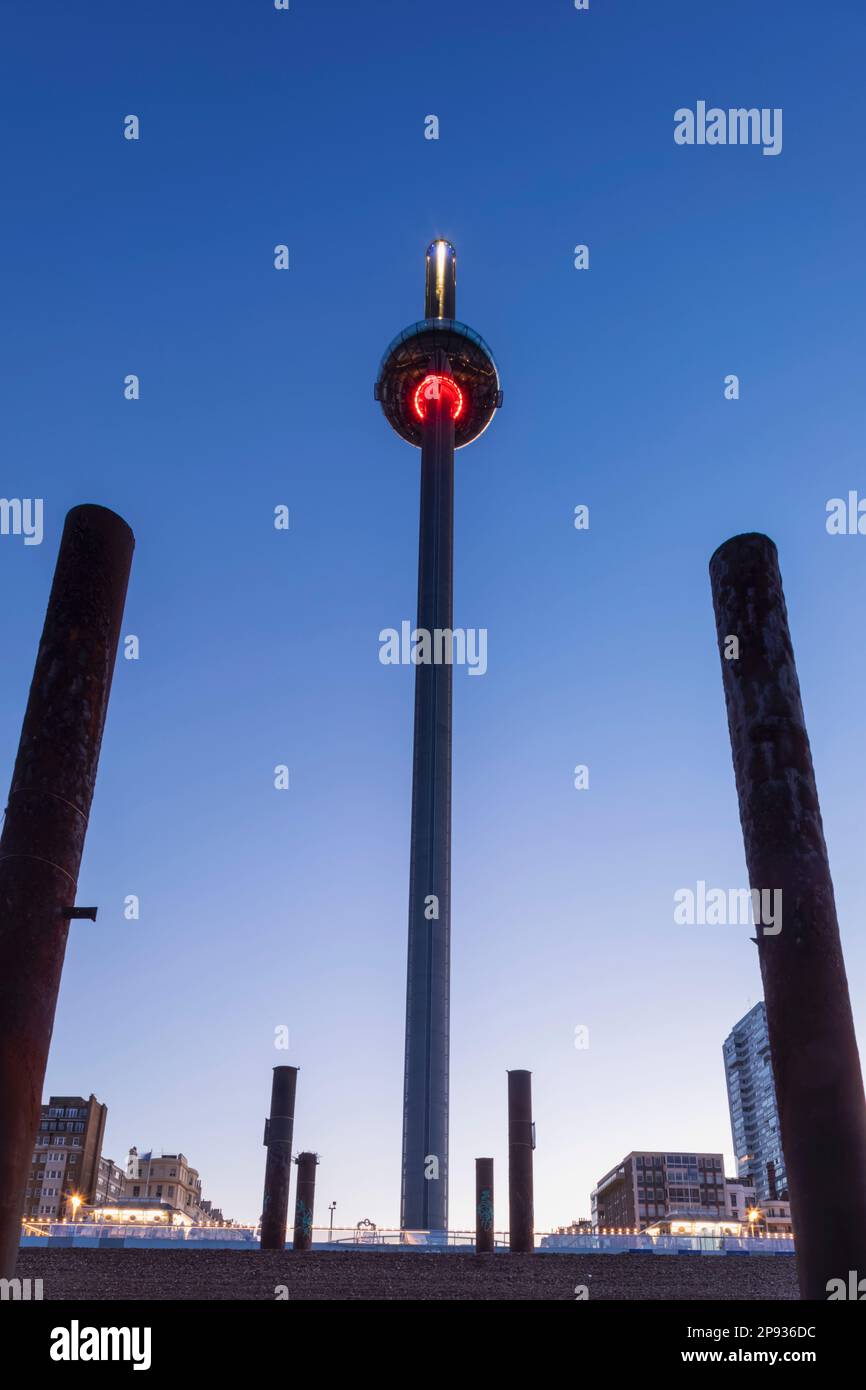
[{"xmin": 413, "ymin": 374, "xmax": 464, "ymax": 422}]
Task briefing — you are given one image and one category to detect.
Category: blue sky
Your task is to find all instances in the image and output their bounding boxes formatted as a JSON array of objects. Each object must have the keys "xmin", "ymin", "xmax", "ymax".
[{"xmin": 2, "ymin": 0, "xmax": 865, "ymax": 1229}]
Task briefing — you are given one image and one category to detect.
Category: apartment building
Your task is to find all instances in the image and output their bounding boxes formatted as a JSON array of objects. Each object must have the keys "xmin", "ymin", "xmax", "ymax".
[
  {"xmin": 723, "ymin": 1001, "xmax": 788, "ymax": 1204},
  {"xmin": 94, "ymin": 1155, "xmax": 127, "ymax": 1207},
  {"xmin": 23, "ymin": 1094, "xmax": 107, "ymax": 1220},
  {"xmin": 591, "ymin": 1150, "xmax": 726, "ymax": 1230}
]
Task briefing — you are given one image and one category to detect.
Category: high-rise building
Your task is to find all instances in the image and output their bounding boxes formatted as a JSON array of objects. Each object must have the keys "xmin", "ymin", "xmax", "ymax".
[
  {"xmin": 723, "ymin": 1001, "xmax": 788, "ymax": 1204},
  {"xmin": 375, "ymin": 241, "xmax": 502, "ymax": 1231},
  {"xmin": 591, "ymin": 1150, "xmax": 727, "ymax": 1230},
  {"xmin": 23, "ymin": 1093, "xmax": 107, "ymax": 1220}
]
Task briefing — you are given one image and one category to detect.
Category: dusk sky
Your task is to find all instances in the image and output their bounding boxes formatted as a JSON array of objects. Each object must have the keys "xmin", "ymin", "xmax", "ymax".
[{"xmin": 2, "ymin": 0, "xmax": 865, "ymax": 1230}]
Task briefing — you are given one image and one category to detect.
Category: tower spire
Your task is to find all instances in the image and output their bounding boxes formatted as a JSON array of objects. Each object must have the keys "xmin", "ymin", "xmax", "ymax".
[{"xmin": 424, "ymin": 239, "xmax": 456, "ymax": 320}]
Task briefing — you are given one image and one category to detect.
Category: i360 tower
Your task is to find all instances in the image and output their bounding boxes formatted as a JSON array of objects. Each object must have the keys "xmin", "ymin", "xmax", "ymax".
[{"xmin": 375, "ymin": 241, "xmax": 502, "ymax": 1230}]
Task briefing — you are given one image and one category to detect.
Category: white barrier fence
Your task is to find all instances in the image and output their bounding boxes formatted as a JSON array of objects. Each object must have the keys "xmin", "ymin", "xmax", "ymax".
[{"xmin": 20, "ymin": 1221, "xmax": 795, "ymax": 1254}]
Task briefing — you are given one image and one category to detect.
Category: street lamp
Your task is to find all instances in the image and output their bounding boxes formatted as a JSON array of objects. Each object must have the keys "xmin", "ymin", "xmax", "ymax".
[
  {"xmin": 747, "ymin": 1206, "xmax": 763, "ymax": 1236},
  {"xmin": 328, "ymin": 1201, "xmax": 337, "ymax": 1244}
]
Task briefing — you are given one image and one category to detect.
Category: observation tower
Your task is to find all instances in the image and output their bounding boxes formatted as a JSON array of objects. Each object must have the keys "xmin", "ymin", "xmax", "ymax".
[{"xmin": 375, "ymin": 241, "xmax": 502, "ymax": 1230}]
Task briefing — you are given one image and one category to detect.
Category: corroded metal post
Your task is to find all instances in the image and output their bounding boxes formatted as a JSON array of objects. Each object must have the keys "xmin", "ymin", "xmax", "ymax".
[
  {"xmin": 475, "ymin": 1157, "xmax": 494, "ymax": 1253},
  {"xmin": 292, "ymin": 1151, "xmax": 319, "ymax": 1251},
  {"xmin": 260, "ymin": 1065, "xmax": 298, "ymax": 1251},
  {"xmin": 0, "ymin": 505, "xmax": 134, "ymax": 1279},
  {"xmin": 508, "ymin": 1070, "xmax": 534, "ymax": 1254},
  {"xmin": 710, "ymin": 532, "xmax": 866, "ymax": 1300}
]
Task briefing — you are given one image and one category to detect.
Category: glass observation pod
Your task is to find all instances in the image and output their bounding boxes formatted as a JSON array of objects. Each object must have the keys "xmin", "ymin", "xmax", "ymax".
[{"xmin": 375, "ymin": 319, "xmax": 503, "ymax": 450}]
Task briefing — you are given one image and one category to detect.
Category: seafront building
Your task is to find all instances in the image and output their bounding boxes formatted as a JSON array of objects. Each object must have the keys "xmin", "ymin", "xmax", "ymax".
[
  {"xmin": 592, "ymin": 1150, "xmax": 727, "ymax": 1230},
  {"xmin": 23, "ymin": 1094, "xmax": 107, "ymax": 1220},
  {"xmin": 723, "ymin": 1001, "xmax": 788, "ymax": 1203}
]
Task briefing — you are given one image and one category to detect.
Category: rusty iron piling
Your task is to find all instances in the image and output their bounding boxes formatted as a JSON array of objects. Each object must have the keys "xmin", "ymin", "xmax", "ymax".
[
  {"xmin": 0, "ymin": 505, "xmax": 133, "ymax": 1279},
  {"xmin": 292, "ymin": 1151, "xmax": 319, "ymax": 1251},
  {"xmin": 475, "ymin": 1157, "xmax": 494, "ymax": 1253},
  {"xmin": 710, "ymin": 532, "xmax": 866, "ymax": 1299},
  {"xmin": 260, "ymin": 1065, "xmax": 298, "ymax": 1251},
  {"xmin": 507, "ymin": 1070, "xmax": 534, "ymax": 1254}
]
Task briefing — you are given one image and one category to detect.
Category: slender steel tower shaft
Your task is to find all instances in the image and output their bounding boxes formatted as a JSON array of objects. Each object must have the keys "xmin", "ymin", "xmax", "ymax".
[
  {"xmin": 376, "ymin": 241, "xmax": 502, "ymax": 1233},
  {"xmin": 402, "ymin": 347, "xmax": 454, "ymax": 1230}
]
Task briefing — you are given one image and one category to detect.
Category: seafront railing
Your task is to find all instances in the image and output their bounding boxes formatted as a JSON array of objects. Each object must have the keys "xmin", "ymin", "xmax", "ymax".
[{"xmin": 19, "ymin": 1221, "xmax": 795, "ymax": 1254}]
